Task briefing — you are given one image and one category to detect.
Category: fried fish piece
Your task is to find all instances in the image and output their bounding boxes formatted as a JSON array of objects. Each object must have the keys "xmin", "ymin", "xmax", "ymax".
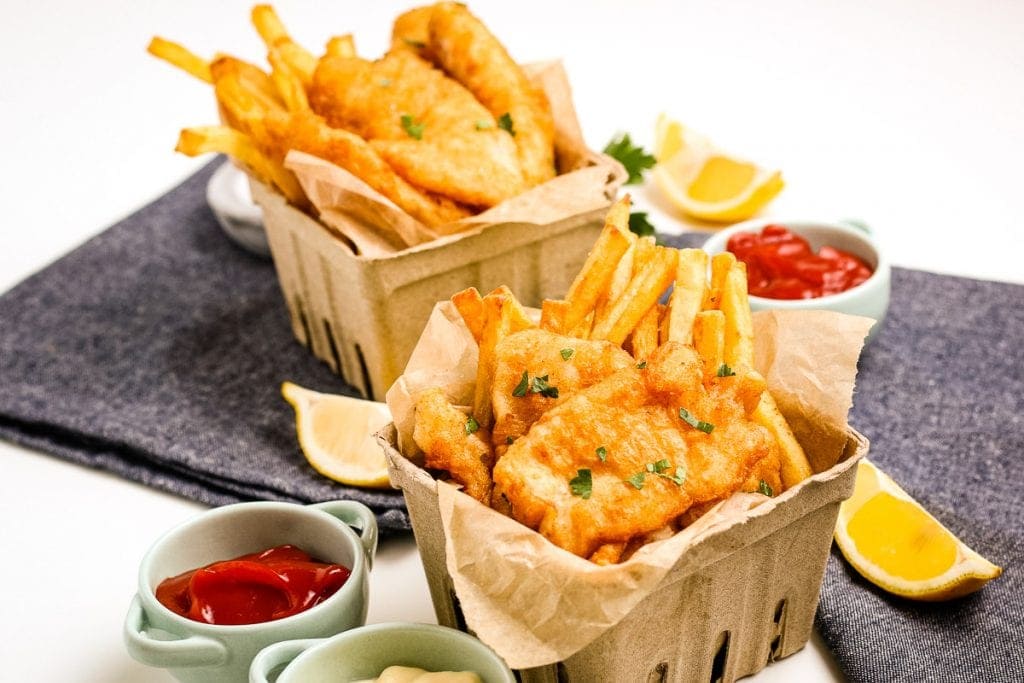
[
  {"xmin": 427, "ymin": 2, "xmax": 556, "ymax": 187},
  {"xmin": 489, "ymin": 328, "xmax": 636, "ymax": 454},
  {"xmin": 258, "ymin": 110, "xmax": 471, "ymax": 228},
  {"xmin": 492, "ymin": 342, "xmax": 780, "ymax": 560},
  {"xmin": 413, "ymin": 388, "xmax": 495, "ymax": 504},
  {"xmin": 309, "ymin": 51, "xmax": 524, "ymax": 207},
  {"xmin": 390, "ymin": 6, "xmax": 434, "ymax": 58}
]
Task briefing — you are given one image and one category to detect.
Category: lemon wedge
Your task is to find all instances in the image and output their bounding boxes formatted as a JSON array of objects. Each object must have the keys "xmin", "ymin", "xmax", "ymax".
[
  {"xmin": 281, "ymin": 381, "xmax": 392, "ymax": 488},
  {"xmin": 834, "ymin": 459, "xmax": 1001, "ymax": 601},
  {"xmin": 652, "ymin": 114, "xmax": 784, "ymax": 223}
]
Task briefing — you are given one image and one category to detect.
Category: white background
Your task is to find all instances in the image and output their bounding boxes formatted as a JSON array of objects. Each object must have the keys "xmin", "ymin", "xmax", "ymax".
[{"xmin": 1, "ymin": 1, "xmax": 1021, "ymax": 681}]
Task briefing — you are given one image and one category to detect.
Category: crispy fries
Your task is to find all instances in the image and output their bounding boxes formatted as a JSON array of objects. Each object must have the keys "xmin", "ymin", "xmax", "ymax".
[
  {"xmin": 267, "ymin": 48, "xmax": 310, "ymax": 111},
  {"xmin": 465, "ymin": 287, "xmax": 535, "ymax": 428},
  {"xmin": 562, "ymin": 197, "xmax": 633, "ymax": 334},
  {"xmin": 591, "ymin": 246, "xmax": 678, "ymax": 345},
  {"xmin": 451, "ymin": 288, "xmax": 486, "ymax": 343},
  {"xmin": 148, "ymin": 37, "xmax": 212, "ymax": 83},
  {"xmin": 629, "ymin": 303, "xmax": 663, "ymax": 360},
  {"xmin": 176, "ymin": 125, "xmax": 305, "ymax": 204},
  {"xmin": 663, "ymin": 248, "xmax": 709, "ymax": 345},
  {"xmin": 693, "ymin": 310, "xmax": 725, "ymax": 370}
]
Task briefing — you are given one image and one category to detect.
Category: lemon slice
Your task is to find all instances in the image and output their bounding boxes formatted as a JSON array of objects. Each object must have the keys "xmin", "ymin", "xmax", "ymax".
[
  {"xmin": 834, "ymin": 459, "xmax": 1001, "ymax": 601},
  {"xmin": 281, "ymin": 381, "xmax": 392, "ymax": 488},
  {"xmin": 652, "ymin": 114, "xmax": 784, "ymax": 223}
]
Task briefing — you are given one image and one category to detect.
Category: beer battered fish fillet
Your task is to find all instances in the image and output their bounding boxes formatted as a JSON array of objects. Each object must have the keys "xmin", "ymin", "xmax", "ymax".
[
  {"xmin": 427, "ymin": 2, "xmax": 557, "ymax": 187},
  {"xmin": 489, "ymin": 328, "xmax": 636, "ymax": 453},
  {"xmin": 309, "ymin": 51, "xmax": 524, "ymax": 207},
  {"xmin": 258, "ymin": 110, "xmax": 471, "ymax": 228},
  {"xmin": 413, "ymin": 388, "xmax": 495, "ymax": 504},
  {"xmin": 492, "ymin": 343, "xmax": 781, "ymax": 559}
]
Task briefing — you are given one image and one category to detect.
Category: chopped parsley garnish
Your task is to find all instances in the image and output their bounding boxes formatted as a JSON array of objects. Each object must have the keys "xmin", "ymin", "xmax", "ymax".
[
  {"xmin": 758, "ymin": 479, "xmax": 774, "ymax": 497},
  {"xmin": 659, "ymin": 467, "xmax": 685, "ymax": 486},
  {"xmin": 560, "ymin": 348, "xmax": 575, "ymax": 361},
  {"xmin": 569, "ymin": 468, "xmax": 592, "ymax": 499},
  {"xmin": 402, "ymin": 37, "xmax": 426, "ymax": 48},
  {"xmin": 498, "ymin": 112, "xmax": 515, "ymax": 136},
  {"xmin": 530, "ymin": 374, "xmax": 559, "ymax": 398},
  {"xmin": 513, "ymin": 371, "xmax": 559, "ymax": 398},
  {"xmin": 596, "ymin": 446, "xmax": 608, "ymax": 462},
  {"xmin": 379, "ymin": 78, "xmax": 392, "ymax": 87},
  {"xmin": 628, "ymin": 211, "xmax": 657, "ymax": 239},
  {"xmin": 512, "ymin": 371, "xmax": 529, "ymax": 397},
  {"xmin": 506, "ymin": 435, "xmax": 515, "ymax": 445},
  {"xmin": 652, "ymin": 459, "xmax": 671, "ymax": 473},
  {"xmin": 474, "ymin": 119, "xmax": 493, "ymax": 130},
  {"xmin": 636, "ymin": 361, "xmax": 647, "ymax": 369},
  {"xmin": 678, "ymin": 407, "xmax": 715, "ymax": 433},
  {"xmin": 717, "ymin": 363, "xmax": 736, "ymax": 377},
  {"xmin": 625, "ymin": 472, "xmax": 646, "ymax": 490},
  {"xmin": 465, "ymin": 415, "xmax": 479, "ymax": 435},
  {"xmin": 400, "ymin": 114, "xmax": 425, "ymax": 140},
  {"xmin": 603, "ymin": 132, "xmax": 656, "ymax": 185}
]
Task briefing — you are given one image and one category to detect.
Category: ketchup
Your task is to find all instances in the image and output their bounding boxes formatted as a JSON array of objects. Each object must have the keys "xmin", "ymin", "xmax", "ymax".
[
  {"xmin": 726, "ymin": 224, "xmax": 873, "ymax": 299},
  {"xmin": 155, "ymin": 545, "xmax": 351, "ymax": 625}
]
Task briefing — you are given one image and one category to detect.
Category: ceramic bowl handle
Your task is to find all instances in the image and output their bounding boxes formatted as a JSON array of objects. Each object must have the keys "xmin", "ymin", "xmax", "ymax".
[
  {"xmin": 248, "ymin": 638, "xmax": 323, "ymax": 683},
  {"xmin": 311, "ymin": 500, "xmax": 379, "ymax": 569},
  {"xmin": 123, "ymin": 595, "xmax": 227, "ymax": 668}
]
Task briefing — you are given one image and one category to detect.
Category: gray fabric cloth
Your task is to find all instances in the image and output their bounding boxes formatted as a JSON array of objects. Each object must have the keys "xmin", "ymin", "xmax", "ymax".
[
  {"xmin": 1, "ymin": 166, "xmax": 1021, "ymax": 676},
  {"xmin": 0, "ymin": 161, "xmax": 409, "ymax": 533}
]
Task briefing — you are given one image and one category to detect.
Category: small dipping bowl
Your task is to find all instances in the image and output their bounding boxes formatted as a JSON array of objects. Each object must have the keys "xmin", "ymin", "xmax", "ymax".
[
  {"xmin": 250, "ymin": 622, "xmax": 516, "ymax": 683},
  {"xmin": 124, "ymin": 500, "xmax": 378, "ymax": 683},
  {"xmin": 702, "ymin": 218, "xmax": 891, "ymax": 341}
]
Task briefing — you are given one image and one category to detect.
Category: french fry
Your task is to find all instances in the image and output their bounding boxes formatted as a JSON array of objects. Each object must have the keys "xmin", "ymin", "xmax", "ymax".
[
  {"xmin": 451, "ymin": 288, "xmax": 485, "ymax": 343},
  {"xmin": 147, "ymin": 37, "xmax": 212, "ymax": 83},
  {"xmin": 472, "ymin": 289, "xmax": 535, "ymax": 428},
  {"xmin": 629, "ymin": 303, "xmax": 663, "ymax": 360},
  {"xmin": 591, "ymin": 246, "xmax": 678, "ymax": 345},
  {"xmin": 251, "ymin": 5, "xmax": 316, "ymax": 85},
  {"xmin": 570, "ymin": 311, "xmax": 595, "ymax": 339},
  {"xmin": 717, "ymin": 261, "xmax": 813, "ymax": 488},
  {"xmin": 631, "ymin": 236, "xmax": 656, "ymax": 276},
  {"xmin": 175, "ymin": 125, "xmax": 305, "ymax": 205},
  {"xmin": 663, "ymin": 248, "xmax": 709, "ymax": 345},
  {"xmin": 754, "ymin": 397, "xmax": 813, "ymax": 488},
  {"xmin": 594, "ymin": 238, "xmax": 636, "ymax": 323},
  {"xmin": 210, "ymin": 57, "xmax": 285, "ymax": 121},
  {"xmin": 325, "ymin": 34, "xmax": 356, "ymax": 58},
  {"xmin": 693, "ymin": 309, "xmax": 725, "ymax": 370},
  {"xmin": 562, "ymin": 197, "xmax": 633, "ymax": 333},
  {"xmin": 719, "ymin": 262, "xmax": 755, "ymax": 368},
  {"xmin": 539, "ymin": 299, "xmax": 568, "ymax": 334},
  {"xmin": 705, "ymin": 252, "xmax": 736, "ymax": 310},
  {"xmin": 268, "ymin": 48, "xmax": 309, "ymax": 111}
]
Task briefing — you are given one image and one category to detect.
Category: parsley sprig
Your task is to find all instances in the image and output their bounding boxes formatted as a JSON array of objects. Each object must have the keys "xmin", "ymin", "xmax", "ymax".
[
  {"xmin": 628, "ymin": 211, "xmax": 657, "ymax": 239},
  {"xmin": 678, "ymin": 407, "xmax": 715, "ymax": 433},
  {"xmin": 465, "ymin": 415, "xmax": 479, "ymax": 435},
  {"xmin": 400, "ymin": 114, "xmax": 425, "ymax": 140},
  {"xmin": 569, "ymin": 468, "xmax": 592, "ymax": 499},
  {"xmin": 498, "ymin": 112, "xmax": 515, "ymax": 136},
  {"xmin": 717, "ymin": 363, "xmax": 736, "ymax": 377},
  {"xmin": 603, "ymin": 132, "xmax": 656, "ymax": 185},
  {"xmin": 511, "ymin": 371, "xmax": 559, "ymax": 398}
]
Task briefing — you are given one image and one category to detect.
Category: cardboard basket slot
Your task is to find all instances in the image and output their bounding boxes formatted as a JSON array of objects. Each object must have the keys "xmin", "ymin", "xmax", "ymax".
[{"xmin": 379, "ymin": 425, "xmax": 868, "ymax": 683}]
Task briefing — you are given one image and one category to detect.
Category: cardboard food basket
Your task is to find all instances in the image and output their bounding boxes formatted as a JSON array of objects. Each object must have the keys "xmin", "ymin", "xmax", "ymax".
[
  {"xmin": 381, "ymin": 305, "xmax": 874, "ymax": 683},
  {"xmin": 249, "ymin": 62, "xmax": 625, "ymax": 400}
]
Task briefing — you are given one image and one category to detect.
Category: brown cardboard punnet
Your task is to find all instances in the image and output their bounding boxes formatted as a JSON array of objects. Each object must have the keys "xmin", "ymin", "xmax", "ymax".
[
  {"xmin": 249, "ymin": 61, "xmax": 625, "ymax": 399},
  {"xmin": 380, "ymin": 306, "xmax": 874, "ymax": 682}
]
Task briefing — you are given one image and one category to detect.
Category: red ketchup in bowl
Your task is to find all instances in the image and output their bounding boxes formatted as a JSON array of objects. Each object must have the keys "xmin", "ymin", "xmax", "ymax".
[
  {"xmin": 726, "ymin": 224, "xmax": 873, "ymax": 299},
  {"xmin": 155, "ymin": 545, "xmax": 351, "ymax": 625}
]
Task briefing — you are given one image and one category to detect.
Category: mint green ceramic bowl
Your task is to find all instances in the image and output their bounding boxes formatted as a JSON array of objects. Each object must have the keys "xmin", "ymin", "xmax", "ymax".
[
  {"xmin": 124, "ymin": 500, "xmax": 377, "ymax": 683},
  {"xmin": 701, "ymin": 218, "xmax": 890, "ymax": 341},
  {"xmin": 250, "ymin": 622, "xmax": 515, "ymax": 683}
]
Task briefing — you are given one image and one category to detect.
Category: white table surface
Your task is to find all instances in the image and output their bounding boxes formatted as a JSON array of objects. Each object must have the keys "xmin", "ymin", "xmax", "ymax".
[{"xmin": 1, "ymin": 1, "xmax": 1021, "ymax": 681}]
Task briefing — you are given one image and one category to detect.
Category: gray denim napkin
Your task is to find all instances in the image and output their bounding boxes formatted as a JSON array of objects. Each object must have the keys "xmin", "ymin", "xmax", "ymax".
[
  {"xmin": 1, "ymin": 165, "xmax": 1021, "ymax": 676},
  {"xmin": 0, "ymin": 161, "xmax": 409, "ymax": 533}
]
